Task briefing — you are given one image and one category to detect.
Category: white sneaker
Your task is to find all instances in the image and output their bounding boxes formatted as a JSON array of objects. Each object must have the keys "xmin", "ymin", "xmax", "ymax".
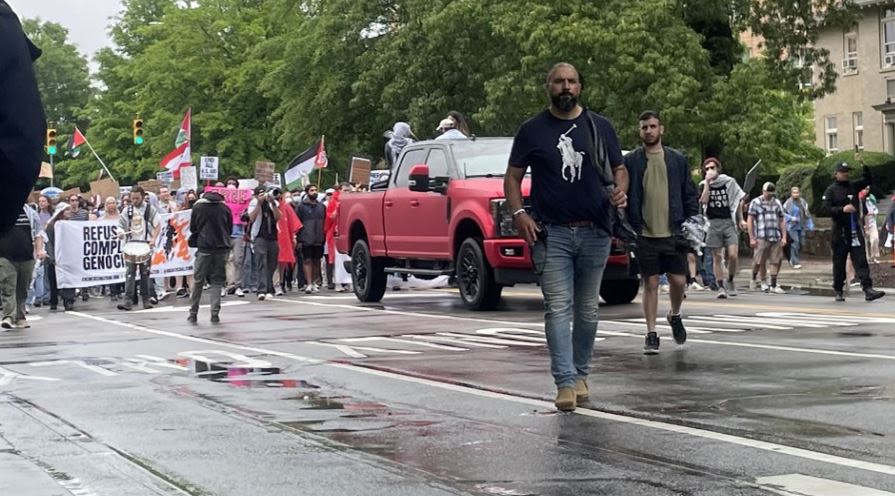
[
  {"xmin": 716, "ymin": 287, "xmax": 728, "ymax": 299},
  {"xmin": 311, "ymin": 284, "xmax": 320, "ymax": 294},
  {"xmin": 749, "ymin": 280, "xmax": 757, "ymax": 291},
  {"xmin": 235, "ymin": 288, "xmax": 244, "ymax": 297},
  {"xmin": 220, "ymin": 288, "xmax": 227, "ymax": 297},
  {"xmin": 258, "ymin": 293, "xmax": 266, "ymax": 301},
  {"xmin": 792, "ymin": 264, "xmax": 803, "ymax": 269},
  {"xmin": 771, "ymin": 286, "xmax": 786, "ymax": 294},
  {"xmin": 275, "ymin": 289, "xmax": 284, "ymax": 296},
  {"xmin": 305, "ymin": 285, "xmax": 313, "ymax": 294},
  {"xmin": 761, "ymin": 283, "xmax": 769, "ymax": 293},
  {"xmin": 336, "ymin": 286, "xmax": 345, "ymax": 293},
  {"xmin": 688, "ymin": 281, "xmax": 704, "ymax": 291},
  {"xmin": 265, "ymin": 293, "xmax": 274, "ymax": 300},
  {"xmin": 659, "ymin": 284, "xmax": 670, "ymax": 294}
]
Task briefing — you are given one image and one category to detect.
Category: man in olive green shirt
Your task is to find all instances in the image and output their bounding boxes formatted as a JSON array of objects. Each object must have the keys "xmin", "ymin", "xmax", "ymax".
[{"xmin": 623, "ymin": 111, "xmax": 699, "ymax": 355}]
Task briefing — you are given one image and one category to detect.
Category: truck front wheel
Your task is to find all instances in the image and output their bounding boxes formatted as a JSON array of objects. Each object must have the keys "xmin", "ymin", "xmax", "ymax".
[
  {"xmin": 456, "ymin": 238, "xmax": 502, "ymax": 310},
  {"xmin": 351, "ymin": 239, "xmax": 386, "ymax": 303}
]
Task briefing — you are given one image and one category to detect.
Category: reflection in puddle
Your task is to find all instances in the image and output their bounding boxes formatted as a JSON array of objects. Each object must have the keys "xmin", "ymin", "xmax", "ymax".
[{"xmin": 187, "ymin": 359, "xmax": 318, "ymax": 389}]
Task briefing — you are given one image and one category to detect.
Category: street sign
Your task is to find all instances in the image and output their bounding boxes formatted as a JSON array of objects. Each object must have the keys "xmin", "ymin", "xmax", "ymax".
[{"xmin": 200, "ymin": 156, "xmax": 219, "ymax": 181}]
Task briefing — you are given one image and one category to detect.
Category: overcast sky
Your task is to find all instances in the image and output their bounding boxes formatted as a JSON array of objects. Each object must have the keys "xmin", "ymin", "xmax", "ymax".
[{"xmin": 7, "ymin": 0, "xmax": 123, "ymax": 62}]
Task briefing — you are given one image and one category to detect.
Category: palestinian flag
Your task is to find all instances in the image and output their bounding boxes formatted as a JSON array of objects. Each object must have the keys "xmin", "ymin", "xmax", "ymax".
[
  {"xmin": 68, "ymin": 127, "xmax": 87, "ymax": 158},
  {"xmin": 160, "ymin": 108, "xmax": 192, "ymax": 178},
  {"xmin": 284, "ymin": 137, "xmax": 326, "ymax": 190}
]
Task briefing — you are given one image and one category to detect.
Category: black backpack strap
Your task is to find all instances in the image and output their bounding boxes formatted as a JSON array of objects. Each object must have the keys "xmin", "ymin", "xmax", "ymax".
[{"xmin": 582, "ymin": 109, "xmax": 616, "ymax": 188}]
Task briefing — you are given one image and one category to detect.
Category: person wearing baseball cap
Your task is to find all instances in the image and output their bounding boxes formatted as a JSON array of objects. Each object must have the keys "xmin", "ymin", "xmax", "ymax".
[
  {"xmin": 434, "ymin": 115, "xmax": 469, "ymax": 141},
  {"xmin": 746, "ymin": 182, "xmax": 787, "ymax": 294},
  {"xmin": 821, "ymin": 158, "xmax": 885, "ymax": 302}
]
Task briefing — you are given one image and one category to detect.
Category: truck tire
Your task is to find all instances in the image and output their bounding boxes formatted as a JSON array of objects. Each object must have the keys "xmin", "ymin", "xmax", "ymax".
[
  {"xmin": 351, "ymin": 239, "xmax": 386, "ymax": 303},
  {"xmin": 600, "ymin": 279, "xmax": 640, "ymax": 305},
  {"xmin": 456, "ymin": 238, "xmax": 502, "ymax": 310}
]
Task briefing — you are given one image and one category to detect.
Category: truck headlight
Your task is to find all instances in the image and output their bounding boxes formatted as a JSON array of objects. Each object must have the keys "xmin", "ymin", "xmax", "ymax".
[{"xmin": 491, "ymin": 199, "xmax": 517, "ymax": 237}]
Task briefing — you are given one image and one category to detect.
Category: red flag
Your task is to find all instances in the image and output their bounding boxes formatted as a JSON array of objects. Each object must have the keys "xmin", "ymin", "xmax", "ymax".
[
  {"xmin": 160, "ymin": 108, "xmax": 192, "ymax": 177},
  {"xmin": 325, "ymin": 190, "xmax": 341, "ymax": 264},
  {"xmin": 72, "ymin": 127, "xmax": 87, "ymax": 148},
  {"xmin": 314, "ymin": 135, "xmax": 328, "ymax": 169}
]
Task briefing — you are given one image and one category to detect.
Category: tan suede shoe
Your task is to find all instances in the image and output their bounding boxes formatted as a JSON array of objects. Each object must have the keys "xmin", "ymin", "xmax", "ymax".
[
  {"xmin": 574, "ymin": 378, "xmax": 589, "ymax": 401},
  {"xmin": 555, "ymin": 387, "xmax": 577, "ymax": 412}
]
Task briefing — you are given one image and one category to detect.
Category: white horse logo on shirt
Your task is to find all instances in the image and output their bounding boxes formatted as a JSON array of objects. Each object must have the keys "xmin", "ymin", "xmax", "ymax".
[{"xmin": 557, "ymin": 124, "xmax": 584, "ymax": 182}]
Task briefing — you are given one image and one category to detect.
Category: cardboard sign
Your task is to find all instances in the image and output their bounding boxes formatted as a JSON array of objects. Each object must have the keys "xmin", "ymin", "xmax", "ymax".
[
  {"xmin": 180, "ymin": 166, "xmax": 198, "ymax": 191},
  {"xmin": 349, "ymin": 156, "xmax": 372, "ymax": 186},
  {"xmin": 200, "ymin": 156, "xmax": 219, "ymax": 181},
  {"xmin": 27, "ymin": 190, "xmax": 41, "ymax": 204},
  {"xmin": 254, "ymin": 161, "xmax": 275, "ymax": 184},
  {"xmin": 90, "ymin": 179, "xmax": 120, "ymax": 202},
  {"xmin": 61, "ymin": 187, "xmax": 82, "ymax": 201},
  {"xmin": 137, "ymin": 179, "xmax": 161, "ymax": 194}
]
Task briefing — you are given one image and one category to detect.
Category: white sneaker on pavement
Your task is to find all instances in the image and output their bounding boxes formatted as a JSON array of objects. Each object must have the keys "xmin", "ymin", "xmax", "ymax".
[
  {"xmin": 717, "ymin": 287, "xmax": 728, "ymax": 299},
  {"xmin": 771, "ymin": 286, "xmax": 786, "ymax": 294},
  {"xmin": 304, "ymin": 285, "xmax": 313, "ymax": 294},
  {"xmin": 258, "ymin": 293, "xmax": 266, "ymax": 301},
  {"xmin": 749, "ymin": 280, "xmax": 757, "ymax": 291},
  {"xmin": 761, "ymin": 282, "xmax": 770, "ymax": 293},
  {"xmin": 265, "ymin": 293, "xmax": 274, "ymax": 300},
  {"xmin": 275, "ymin": 289, "xmax": 284, "ymax": 296},
  {"xmin": 311, "ymin": 284, "xmax": 320, "ymax": 294},
  {"xmin": 688, "ymin": 281, "xmax": 704, "ymax": 291},
  {"xmin": 235, "ymin": 288, "xmax": 245, "ymax": 297},
  {"xmin": 792, "ymin": 264, "xmax": 802, "ymax": 269}
]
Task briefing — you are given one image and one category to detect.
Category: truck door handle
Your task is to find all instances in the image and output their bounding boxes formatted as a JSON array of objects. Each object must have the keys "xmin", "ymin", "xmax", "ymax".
[
  {"xmin": 409, "ymin": 200, "xmax": 420, "ymax": 207},
  {"xmin": 384, "ymin": 200, "xmax": 394, "ymax": 207}
]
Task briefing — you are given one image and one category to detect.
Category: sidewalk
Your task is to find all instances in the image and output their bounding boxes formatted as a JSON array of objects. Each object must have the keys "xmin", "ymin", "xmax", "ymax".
[{"xmin": 726, "ymin": 255, "xmax": 895, "ymax": 295}]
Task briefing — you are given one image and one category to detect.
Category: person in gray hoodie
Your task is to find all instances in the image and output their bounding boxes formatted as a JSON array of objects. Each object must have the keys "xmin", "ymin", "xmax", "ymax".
[
  {"xmin": 187, "ymin": 190, "xmax": 232, "ymax": 324},
  {"xmin": 699, "ymin": 158, "xmax": 747, "ymax": 298}
]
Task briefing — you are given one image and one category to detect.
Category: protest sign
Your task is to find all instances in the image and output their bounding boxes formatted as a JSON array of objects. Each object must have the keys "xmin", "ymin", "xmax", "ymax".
[
  {"xmin": 254, "ymin": 161, "xmax": 275, "ymax": 184},
  {"xmin": 157, "ymin": 171, "xmax": 174, "ymax": 184},
  {"xmin": 90, "ymin": 178, "xmax": 120, "ymax": 201},
  {"xmin": 137, "ymin": 179, "xmax": 161, "ymax": 194},
  {"xmin": 238, "ymin": 178, "xmax": 258, "ymax": 190},
  {"xmin": 119, "ymin": 186, "xmax": 133, "ymax": 197},
  {"xmin": 150, "ymin": 210, "xmax": 196, "ymax": 277},
  {"xmin": 54, "ymin": 220, "xmax": 126, "ymax": 288},
  {"xmin": 180, "ymin": 166, "xmax": 198, "ymax": 190},
  {"xmin": 204, "ymin": 187, "xmax": 253, "ymax": 225},
  {"xmin": 200, "ymin": 156, "xmax": 219, "ymax": 181},
  {"xmin": 61, "ymin": 187, "xmax": 82, "ymax": 200},
  {"xmin": 349, "ymin": 157, "xmax": 371, "ymax": 186},
  {"xmin": 54, "ymin": 212, "xmax": 197, "ymax": 288}
]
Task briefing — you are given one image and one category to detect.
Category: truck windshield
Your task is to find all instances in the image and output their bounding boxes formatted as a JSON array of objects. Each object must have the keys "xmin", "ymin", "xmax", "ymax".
[{"xmin": 453, "ymin": 139, "xmax": 518, "ymax": 178}]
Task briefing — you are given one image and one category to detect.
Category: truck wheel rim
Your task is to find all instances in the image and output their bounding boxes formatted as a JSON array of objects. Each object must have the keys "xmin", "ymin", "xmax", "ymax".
[
  {"xmin": 354, "ymin": 251, "xmax": 367, "ymax": 290},
  {"xmin": 460, "ymin": 250, "xmax": 479, "ymax": 300}
]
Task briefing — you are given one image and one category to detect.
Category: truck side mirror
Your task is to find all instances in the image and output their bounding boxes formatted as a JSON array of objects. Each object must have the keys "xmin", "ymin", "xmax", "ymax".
[{"xmin": 408, "ymin": 164, "xmax": 430, "ymax": 192}]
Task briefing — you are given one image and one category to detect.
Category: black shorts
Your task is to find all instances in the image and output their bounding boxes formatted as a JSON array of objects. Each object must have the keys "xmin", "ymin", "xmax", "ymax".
[
  {"xmin": 301, "ymin": 245, "xmax": 324, "ymax": 260},
  {"xmin": 635, "ymin": 236, "xmax": 688, "ymax": 278}
]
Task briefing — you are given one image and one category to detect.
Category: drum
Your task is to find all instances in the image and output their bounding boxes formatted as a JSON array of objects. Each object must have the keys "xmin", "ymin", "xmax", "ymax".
[{"xmin": 123, "ymin": 241, "xmax": 152, "ymax": 265}]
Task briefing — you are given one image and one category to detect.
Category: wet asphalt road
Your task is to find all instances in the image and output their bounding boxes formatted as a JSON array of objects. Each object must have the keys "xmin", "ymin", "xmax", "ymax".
[{"xmin": 1, "ymin": 285, "xmax": 894, "ymax": 496}]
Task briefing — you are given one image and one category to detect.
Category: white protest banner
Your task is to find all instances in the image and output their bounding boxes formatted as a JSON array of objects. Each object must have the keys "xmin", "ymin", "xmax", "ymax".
[
  {"xmin": 149, "ymin": 209, "xmax": 196, "ymax": 278},
  {"xmin": 238, "ymin": 178, "xmax": 258, "ymax": 190},
  {"xmin": 180, "ymin": 166, "xmax": 198, "ymax": 190},
  {"xmin": 200, "ymin": 156, "xmax": 219, "ymax": 181},
  {"xmin": 54, "ymin": 220, "xmax": 126, "ymax": 288},
  {"xmin": 272, "ymin": 173, "xmax": 282, "ymax": 188}
]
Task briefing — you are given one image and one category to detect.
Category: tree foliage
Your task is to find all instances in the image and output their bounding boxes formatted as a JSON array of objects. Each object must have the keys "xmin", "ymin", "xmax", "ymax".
[{"xmin": 34, "ymin": 0, "xmax": 844, "ymax": 190}]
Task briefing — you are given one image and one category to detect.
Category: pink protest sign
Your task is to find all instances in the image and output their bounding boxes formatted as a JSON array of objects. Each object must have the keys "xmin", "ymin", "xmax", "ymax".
[{"xmin": 205, "ymin": 187, "xmax": 253, "ymax": 224}]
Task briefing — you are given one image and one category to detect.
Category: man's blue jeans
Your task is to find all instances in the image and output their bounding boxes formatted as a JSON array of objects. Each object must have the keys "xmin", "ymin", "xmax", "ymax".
[
  {"xmin": 531, "ymin": 225, "xmax": 611, "ymax": 388},
  {"xmin": 788, "ymin": 229, "xmax": 803, "ymax": 266}
]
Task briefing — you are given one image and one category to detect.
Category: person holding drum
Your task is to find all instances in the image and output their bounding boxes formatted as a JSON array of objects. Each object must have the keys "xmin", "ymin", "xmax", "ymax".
[{"xmin": 116, "ymin": 186, "xmax": 161, "ymax": 311}]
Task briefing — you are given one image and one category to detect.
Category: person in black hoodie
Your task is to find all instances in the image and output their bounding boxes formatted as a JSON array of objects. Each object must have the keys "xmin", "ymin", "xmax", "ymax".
[
  {"xmin": 0, "ymin": 2, "xmax": 46, "ymax": 234},
  {"xmin": 821, "ymin": 160, "xmax": 885, "ymax": 302},
  {"xmin": 188, "ymin": 190, "xmax": 232, "ymax": 323}
]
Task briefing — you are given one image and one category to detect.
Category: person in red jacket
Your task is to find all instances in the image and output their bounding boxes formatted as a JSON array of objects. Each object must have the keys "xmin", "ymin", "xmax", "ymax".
[{"xmin": 276, "ymin": 191, "xmax": 302, "ymax": 295}]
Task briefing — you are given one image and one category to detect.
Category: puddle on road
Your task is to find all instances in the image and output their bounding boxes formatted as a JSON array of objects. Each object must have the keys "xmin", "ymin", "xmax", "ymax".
[{"xmin": 185, "ymin": 358, "xmax": 319, "ymax": 389}]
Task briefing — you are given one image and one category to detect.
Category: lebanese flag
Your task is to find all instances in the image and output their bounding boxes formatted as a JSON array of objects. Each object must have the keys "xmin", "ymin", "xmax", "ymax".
[
  {"xmin": 314, "ymin": 135, "xmax": 328, "ymax": 168},
  {"xmin": 68, "ymin": 127, "xmax": 87, "ymax": 157},
  {"xmin": 160, "ymin": 108, "xmax": 192, "ymax": 177}
]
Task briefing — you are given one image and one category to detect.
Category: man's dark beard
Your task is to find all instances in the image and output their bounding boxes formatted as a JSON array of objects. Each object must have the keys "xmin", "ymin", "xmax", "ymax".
[
  {"xmin": 642, "ymin": 136, "xmax": 660, "ymax": 147},
  {"xmin": 308, "ymin": 193, "xmax": 318, "ymax": 201},
  {"xmin": 551, "ymin": 92, "xmax": 577, "ymax": 112}
]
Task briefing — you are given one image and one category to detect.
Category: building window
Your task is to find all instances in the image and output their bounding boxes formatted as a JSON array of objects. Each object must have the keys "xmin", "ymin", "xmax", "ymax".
[
  {"xmin": 883, "ymin": 9, "xmax": 895, "ymax": 66},
  {"xmin": 853, "ymin": 112, "xmax": 864, "ymax": 150},
  {"xmin": 843, "ymin": 31, "xmax": 858, "ymax": 74},
  {"xmin": 826, "ymin": 115, "xmax": 839, "ymax": 153}
]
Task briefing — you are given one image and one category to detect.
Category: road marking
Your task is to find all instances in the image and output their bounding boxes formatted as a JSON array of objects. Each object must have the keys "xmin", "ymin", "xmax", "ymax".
[
  {"xmin": 303, "ymin": 292, "xmax": 448, "ymax": 300},
  {"xmin": 178, "ymin": 350, "xmax": 272, "ymax": 369},
  {"xmin": 0, "ymin": 366, "xmax": 60, "ymax": 386},
  {"xmin": 338, "ymin": 336, "xmax": 469, "ymax": 351},
  {"xmin": 403, "ymin": 334, "xmax": 506, "ymax": 349},
  {"xmin": 133, "ymin": 301, "xmax": 251, "ymax": 313},
  {"xmin": 69, "ymin": 311, "xmax": 895, "ymax": 478},
  {"xmin": 756, "ymin": 473, "xmax": 895, "ymax": 495},
  {"xmin": 304, "ymin": 341, "xmax": 421, "ymax": 358},
  {"xmin": 29, "ymin": 360, "xmax": 118, "ymax": 376}
]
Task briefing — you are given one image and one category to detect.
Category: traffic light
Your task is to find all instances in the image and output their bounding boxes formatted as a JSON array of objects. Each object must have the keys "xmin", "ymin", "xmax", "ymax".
[
  {"xmin": 46, "ymin": 128, "xmax": 57, "ymax": 155},
  {"xmin": 133, "ymin": 118, "xmax": 144, "ymax": 145}
]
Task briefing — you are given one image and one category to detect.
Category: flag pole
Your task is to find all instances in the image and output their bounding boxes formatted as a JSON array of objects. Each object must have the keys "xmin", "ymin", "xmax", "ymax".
[{"xmin": 82, "ymin": 137, "xmax": 116, "ymax": 182}]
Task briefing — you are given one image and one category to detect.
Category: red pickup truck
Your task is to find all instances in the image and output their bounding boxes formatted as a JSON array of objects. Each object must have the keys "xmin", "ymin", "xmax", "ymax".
[{"xmin": 335, "ymin": 138, "xmax": 639, "ymax": 310}]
